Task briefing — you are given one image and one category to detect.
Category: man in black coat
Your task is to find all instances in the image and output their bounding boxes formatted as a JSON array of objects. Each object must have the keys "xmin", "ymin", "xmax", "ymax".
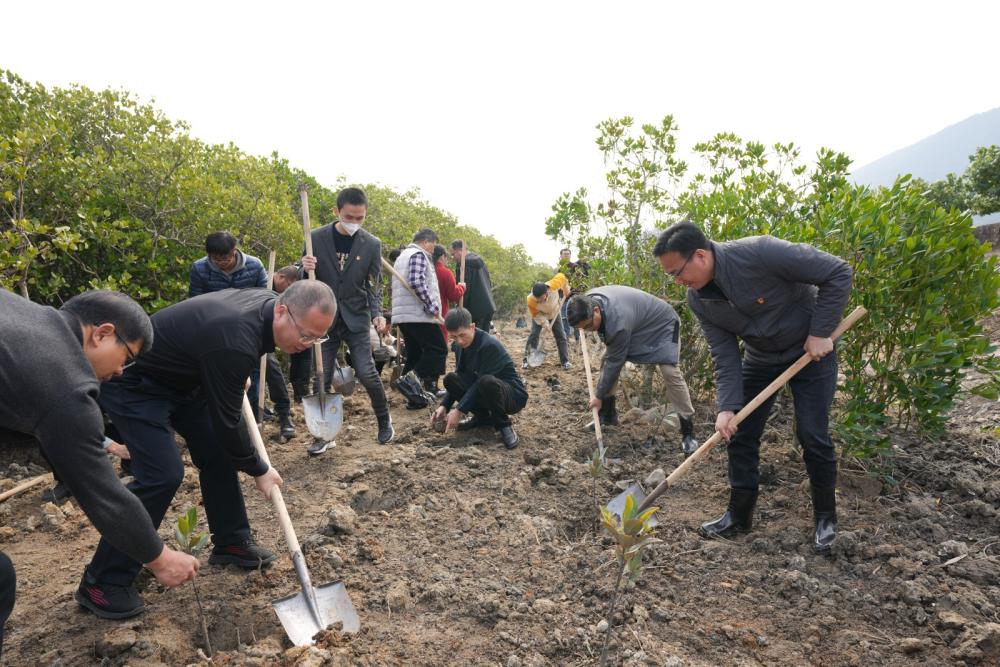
[
  {"xmin": 78, "ymin": 281, "xmax": 336, "ymax": 619},
  {"xmin": 301, "ymin": 187, "xmax": 393, "ymax": 452},
  {"xmin": 450, "ymin": 241, "xmax": 496, "ymax": 334},
  {"xmin": 0, "ymin": 289, "xmax": 199, "ymax": 654},
  {"xmin": 431, "ymin": 308, "xmax": 527, "ymax": 449}
]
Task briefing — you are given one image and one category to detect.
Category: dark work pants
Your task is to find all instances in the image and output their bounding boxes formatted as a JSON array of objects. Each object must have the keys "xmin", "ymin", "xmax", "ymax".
[
  {"xmin": 248, "ymin": 354, "xmax": 291, "ymax": 417},
  {"xmin": 524, "ymin": 319, "xmax": 569, "ymax": 364},
  {"xmin": 560, "ymin": 299, "xmax": 578, "ymax": 341},
  {"xmin": 90, "ymin": 376, "xmax": 252, "ymax": 586},
  {"xmin": 476, "ymin": 314, "xmax": 494, "ymax": 336},
  {"xmin": 289, "ymin": 349, "xmax": 312, "ymax": 392},
  {"xmin": 319, "ymin": 318, "xmax": 388, "ymax": 417},
  {"xmin": 443, "ymin": 373, "xmax": 524, "ymax": 428},
  {"xmin": 728, "ymin": 351, "xmax": 839, "ymax": 490},
  {"xmin": 398, "ymin": 322, "xmax": 447, "ymax": 379},
  {"xmin": 0, "ymin": 552, "xmax": 13, "ymax": 661}
]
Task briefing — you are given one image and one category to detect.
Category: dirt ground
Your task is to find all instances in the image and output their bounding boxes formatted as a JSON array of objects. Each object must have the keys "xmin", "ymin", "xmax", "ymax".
[{"xmin": 1, "ymin": 320, "xmax": 998, "ymax": 666}]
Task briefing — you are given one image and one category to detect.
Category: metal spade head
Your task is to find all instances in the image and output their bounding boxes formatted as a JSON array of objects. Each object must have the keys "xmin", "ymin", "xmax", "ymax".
[
  {"xmin": 301, "ymin": 391, "xmax": 343, "ymax": 441},
  {"xmin": 271, "ymin": 580, "xmax": 360, "ymax": 646},
  {"xmin": 606, "ymin": 482, "xmax": 660, "ymax": 527},
  {"xmin": 527, "ymin": 346, "xmax": 546, "ymax": 367}
]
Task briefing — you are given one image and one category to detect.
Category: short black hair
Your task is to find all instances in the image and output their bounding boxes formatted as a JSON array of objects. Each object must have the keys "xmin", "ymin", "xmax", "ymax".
[
  {"xmin": 566, "ymin": 294, "xmax": 598, "ymax": 327},
  {"xmin": 560, "ymin": 248, "xmax": 571, "ymax": 254},
  {"xmin": 61, "ymin": 290, "xmax": 154, "ymax": 354},
  {"xmin": 531, "ymin": 282, "xmax": 548, "ymax": 298},
  {"xmin": 450, "ymin": 239, "xmax": 466, "ymax": 251},
  {"xmin": 336, "ymin": 187, "xmax": 368, "ymax": 210},
  {"xmin": 652, "ymin": 221, "xmax": 709, "ymax": 258},
  {"xmin": 432, "ymin": 244, "xmax": 447, "ymax": 262},
  {"xmin": 413, "ymin": 228, "xmax": 438, "ymax": 244},
  {"xmin": 275, "ymin": 265, "xmax": 299, "ymax": 281},
  {"xmin": 388, "ymin": 248, "xmax": 402, "ymax": 263},
  {"xmin": 445, "ymin": 307, "xmax": 473, "ymax": 331},
  {"xmin": 205, "ymin": 232, "xmax": 237, "ymax": 255}
]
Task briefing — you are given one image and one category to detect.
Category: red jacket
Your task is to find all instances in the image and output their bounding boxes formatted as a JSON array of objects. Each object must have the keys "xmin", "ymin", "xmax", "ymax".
[{"xmin": 435, "ymin": 259, "xmax": 466, "ymax": 338}]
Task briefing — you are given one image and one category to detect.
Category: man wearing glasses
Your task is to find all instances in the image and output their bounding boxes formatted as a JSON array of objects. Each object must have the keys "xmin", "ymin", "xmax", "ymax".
[
  {"xmin": 0, "ymin": 289, "xmax": 199, "ymax": 657},
  {"xmin": 564, "ymin": 285, "xmax": 699, "ymax": 455},
  {"xmin": 652, "ymin": 221, "xmax": 852, "ymax": 552},
  {"xmin": 76, "ymin": 281, "xmax": 336, "ymax": 620}
]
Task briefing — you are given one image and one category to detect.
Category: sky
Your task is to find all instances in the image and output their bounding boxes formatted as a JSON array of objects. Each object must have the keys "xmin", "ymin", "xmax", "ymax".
[{"xmin": 2, "ymin": 0, "xmax": 997, "ymax": 262}]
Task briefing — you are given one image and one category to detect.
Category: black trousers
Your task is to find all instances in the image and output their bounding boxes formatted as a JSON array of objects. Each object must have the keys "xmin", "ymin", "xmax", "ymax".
[
  {"xmin": 90, "ymin": 375, "xmax": 254, "ymax": 586},
  {"xmin": 0, "ymin": 552, "xmax": 13, "ymax": 661},
  {"xmin": 248, "ymin": 353, "xmax": 291, "ymax": 418},
  {"xmin": 398, "ymin": 322, "xmax": 447, "ymax": 379},
  {"xmin": 319, "ymin": 319, "xmax": 388, "ymax": 417},
  {"xmin": 289, "ymin": 349, "xmax": 312, "ymax": 392},
  {"xmin": 443, "ymin": 373, "xmax": 524, "ymax": 428},
  {"xmin": 728, "ymin": 351, "xmax": 839, "ymax": 490},
  {"xmin": 475, "ymin": 314, "xmax": 494, "ymax": 335}
]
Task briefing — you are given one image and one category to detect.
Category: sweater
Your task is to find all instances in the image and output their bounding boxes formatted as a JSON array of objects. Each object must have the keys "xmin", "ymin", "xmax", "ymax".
[
  {"xmin": 443, "ymin": 329, "xmax": 528, "ymax": 413},
  {"xmin": 0, "ymin": 289, "xmax": 163, "ymax": 564}
]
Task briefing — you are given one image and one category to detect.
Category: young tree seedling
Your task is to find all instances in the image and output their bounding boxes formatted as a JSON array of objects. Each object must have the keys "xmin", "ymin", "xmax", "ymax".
[
  {"xmin": 174, "ymin": 507, "xmax": 212, "ymax": 657},
  {"xmin": 597, "ymin": 495, "xmax": 659, "ymax": 667}
]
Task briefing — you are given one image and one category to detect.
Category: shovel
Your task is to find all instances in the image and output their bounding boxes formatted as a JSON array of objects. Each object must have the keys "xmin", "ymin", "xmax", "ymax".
[
  {"xmin": 608, "ymin": 306, "xmax": 868, "ymax": 521},
  {"xmin": 527, "ymin": 302, "xmax": 563, "ymax": 368},
  {"xmin": 578, "ymin": 324, "xmax": 607, "ymax": 460},
  {"xmin": 299, "ymin": 186, "xmax": 344, "ymax": 443},
  {"xmin": 241, "ymin": 394, "xmax": 359, "ymax": 644}
]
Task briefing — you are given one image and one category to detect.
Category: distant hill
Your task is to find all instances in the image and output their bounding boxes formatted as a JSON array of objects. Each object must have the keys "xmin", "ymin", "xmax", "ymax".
[{"xmin": 851, "ymin": 107, "xmax": 1000, "ymax": 226}]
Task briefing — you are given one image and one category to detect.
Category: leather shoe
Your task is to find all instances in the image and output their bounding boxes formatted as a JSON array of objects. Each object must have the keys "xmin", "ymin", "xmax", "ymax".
[
  {"xmin": 811, "ymin": 485, "xmax": 837, "ymax": 553},
  {"xmin": 457, "ymin": 413, "xmax": 489, "ymax": 431},
  {"xmin": 499, "ymin": 425, "xmax": 519, "ymax": 449}
]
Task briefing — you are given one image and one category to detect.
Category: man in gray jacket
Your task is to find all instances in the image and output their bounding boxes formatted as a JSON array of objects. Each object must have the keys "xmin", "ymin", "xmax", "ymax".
[
  {"xmin": 653, "ymin": 221, "xmax": 852, "ymax": 552},
  {"xmin": 565, "ymin": 285, "xmax": 699, "ymax": 455},
  {"xmin": 301, "ymin": 187, "xmax": 393, "ymax": 451}
]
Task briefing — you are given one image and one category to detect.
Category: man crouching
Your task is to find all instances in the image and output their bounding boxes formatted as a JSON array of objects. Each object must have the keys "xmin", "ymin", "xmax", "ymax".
[{"xmin": 431, "ymin": 308, "xmax": 528, "ymax": 449}]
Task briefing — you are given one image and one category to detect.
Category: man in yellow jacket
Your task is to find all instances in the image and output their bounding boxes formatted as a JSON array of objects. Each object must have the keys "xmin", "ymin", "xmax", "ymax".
[{"xmin": 523, "ymin": 272, "xmax": 571, "ymax": 370}]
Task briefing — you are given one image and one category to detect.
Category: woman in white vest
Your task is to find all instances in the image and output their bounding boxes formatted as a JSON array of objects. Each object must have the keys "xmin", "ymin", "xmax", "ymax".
[{"xmin": 391, "ymin": 228, "xmax": 447, "ymax": 397}]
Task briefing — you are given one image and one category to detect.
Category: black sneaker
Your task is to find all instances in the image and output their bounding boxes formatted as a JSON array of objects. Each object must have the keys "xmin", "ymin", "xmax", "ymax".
[
  {"xmin": 377, "ymin": 413, "xmax": 395, "ymax": 444},
  {"xmin": 279, "ymin": 414, "xmax": 295, "ymax": 440},
  {"xmin": 42, "ymin": 482, "xmax": 73, "ymax": 504},
  {"xmin": 307, "ymin": 439, "xmax": 334, "ymax": 456},
  {"xmin": 262, "ymin": 407, "xmax": 276, "ymax": 422},
  {"xmin": 75, "ymin": 571, "xmax": 144, "ymax": 619},
  {"xmin": 208, "ymin": 540, "xmax": 276, "ymax": 569},
  {"xmin": 499, "ymin": 425, "xmax": 519, "ymax": 449}
]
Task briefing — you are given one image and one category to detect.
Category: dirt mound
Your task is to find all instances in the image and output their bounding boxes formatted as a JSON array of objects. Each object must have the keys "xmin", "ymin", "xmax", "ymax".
[{"xmin": 2, "ymin": 322, "xmax": 998, "ymax": 665}]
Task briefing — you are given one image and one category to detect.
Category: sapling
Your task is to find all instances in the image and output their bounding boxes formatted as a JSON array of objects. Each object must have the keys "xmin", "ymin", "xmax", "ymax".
[
  {"xmin": 174, "ymin": 507, "xmax": 212, "ymax": 657},
  {"xmin": 597, "ymin": 495, "xmax": 659, "ymax": 667}
]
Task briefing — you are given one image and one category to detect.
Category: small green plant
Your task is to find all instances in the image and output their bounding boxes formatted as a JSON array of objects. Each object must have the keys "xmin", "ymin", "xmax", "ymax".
[
  {"xmin": 597, "ymin": 495, "xmax": 659, "ymax": 667},
  {"xmin": 174, "ymin": 507, "xmax": 212, "ymax": 657}
]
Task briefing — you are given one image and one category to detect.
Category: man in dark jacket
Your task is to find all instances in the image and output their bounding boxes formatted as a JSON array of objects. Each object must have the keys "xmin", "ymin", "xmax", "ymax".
[
  {"xmin": 301, "ymin": 187, "xmax": 393, "ymax": 452},
  {"xmin": 450, "ymin": 241, "xmax": 496, "ymax": 334},
  {"xmin": 77, "ymin": 281, "xmax": 335, "ymax": 619},
  {"xmin": 565, "ymin": 285, "xmax": 699, "ymax": 455},
  {"xmin": 653, "ymin": 221, "xmax": 853, "ymax": 552},
  {"xmin": 431, "ymin": 308, "xmax": 528, "ymax": 449},
  {"xmin": 188, "ymin": 231, "xmax": 267, "ymax": 297},
  {"xmin": 0, "ymin": 289, "xmax": 199, "ymax": 656}
]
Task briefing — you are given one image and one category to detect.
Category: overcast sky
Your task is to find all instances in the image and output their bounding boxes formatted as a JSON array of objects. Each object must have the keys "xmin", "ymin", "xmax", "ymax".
[{"xmin": 3, "ymin": 1, "xmax": 997, "ymax": 262}]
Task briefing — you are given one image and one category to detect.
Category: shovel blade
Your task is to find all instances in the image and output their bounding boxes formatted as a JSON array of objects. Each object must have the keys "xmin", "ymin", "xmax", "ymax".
[
  {"xmin": 527, "ymin": 347, "xmax": 546, "ymax": 367},
  {"xmin": 606, "ymin": 483, "xmax": 660, "ymax": 527},
  {"xmin": 301, "ymin": 392, "xmax": 343, "ymax": 441},
  {"xmin": 272, "ymin": 581, "xmax": 360, "ymax": 646}
]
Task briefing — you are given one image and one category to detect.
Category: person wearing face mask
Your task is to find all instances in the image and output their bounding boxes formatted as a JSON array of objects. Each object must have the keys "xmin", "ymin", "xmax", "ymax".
[
  {"xmin": 0, "ymin": 289, "xmax": 200, "ymax": 656},
  {"xmin": 300, "ymin": 187, "xmax": 394, "ymax": 451}
]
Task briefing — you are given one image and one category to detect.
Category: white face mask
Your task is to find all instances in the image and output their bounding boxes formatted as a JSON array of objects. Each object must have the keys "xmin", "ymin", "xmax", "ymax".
[{"xmin": 339, "ymin": 220, "xmax": 361, "ymax": 236}]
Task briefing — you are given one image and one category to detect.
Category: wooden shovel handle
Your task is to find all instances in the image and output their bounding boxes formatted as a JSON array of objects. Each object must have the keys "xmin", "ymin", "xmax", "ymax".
[
  {"xmin": 242, "ymin": 393, "xmax": 302, "ymax": 556},
  {"xmin": 381, "ymin": 256, "xmax": 445, "ymax": 325},
  {"xmin": 578, "ymin": 329, "xmax": 604, "ymax": 448},
  {"xmin": 458, "ymin": 241, "xmax": 467, "ymax": 308},
  {"xmin": 0, "ymin": 473, "xmax": 52, "ymax": 503},
  {"xmin": 637, "ymin": 305, "xmax": 868, "ymax": 513},
  {"xmin": 258, "ymin": 249, "xmax": 277, "ymax": 421},
  {"xmin": 298, "ymin": 187, "xmax": 325, "ymax": 378}
]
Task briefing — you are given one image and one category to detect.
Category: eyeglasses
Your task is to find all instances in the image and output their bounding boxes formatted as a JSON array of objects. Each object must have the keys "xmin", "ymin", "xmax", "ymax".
[
  {"xmin": 666, "ymin": 252, "xmax": 694, "ymax": 282},
  {"xmin": 113, "ymin": 330, "xmax": 138, "ymax": 370},
  {"xmin": 287, "ymin": 308, "xmax": 330, "ymax": 345}
]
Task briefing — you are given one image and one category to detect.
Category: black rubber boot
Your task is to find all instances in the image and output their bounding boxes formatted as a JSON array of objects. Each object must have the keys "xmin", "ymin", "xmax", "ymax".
[
  {"xmin": 679, "ymin": 415, "xmax": 698, "ymax": 456},
  {"xmin": 278, "ymin": 411, "xmax": 295, "ymax": 440},
  {"xmin": 811, "ymin": 485, "xmax": 837, "ymax": 553},
  {"xmin": 700, "ymin": 488, "xmax": 758, "ymax": 538},
  {"xmin": 601, "ymin": 396, "xmax": 619, "ymax": 426}
]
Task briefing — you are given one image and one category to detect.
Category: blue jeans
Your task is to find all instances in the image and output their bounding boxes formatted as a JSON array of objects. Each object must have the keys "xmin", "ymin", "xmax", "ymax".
[
  {"xmin": 560, "ymin": 299, "xmax": 578, "ymax": 341},
  {"xmin": 727, "ymin": 351, "xmax": 838, "ymax": 490}
]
